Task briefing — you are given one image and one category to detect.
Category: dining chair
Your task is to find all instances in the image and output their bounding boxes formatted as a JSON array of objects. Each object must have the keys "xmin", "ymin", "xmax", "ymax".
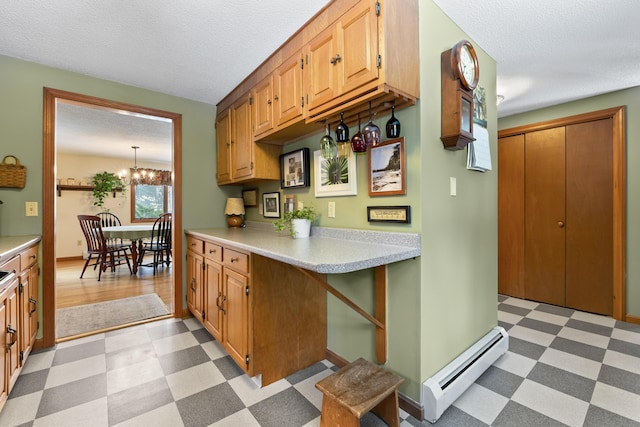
[
  {"xmin": 96, "ymin": 211, "xmax": 127, "ymax": 247},
  {"xmin": 77, "ymin": 215, "xmax": 132, "ymax": 281},
  {"xmin": 138, "ymin": 213, "xmax": 172, "ymax": 275}
]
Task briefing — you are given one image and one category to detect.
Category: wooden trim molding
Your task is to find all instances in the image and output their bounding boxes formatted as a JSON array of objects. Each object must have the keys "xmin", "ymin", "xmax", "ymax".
[
  {"xmin": 625, "ymin": 315, "xmax": 640, "ymax": 325},
  {"xmin": 499, "ymin": 106, "xmax": 626, "ymax": 321},
  {"xmin": 42, "ymin": 87, "xmax": 183, "ymax": 347}
]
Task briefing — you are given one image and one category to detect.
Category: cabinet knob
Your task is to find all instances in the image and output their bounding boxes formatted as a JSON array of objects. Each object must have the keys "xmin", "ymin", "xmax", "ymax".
[
  {"xmin": 274, "ymin": 95, "xmax": 279, "ymax": 101},
  {"xmin": 330, "ymin": 54, "xmax": 342, "ymax": 65},
  {"xmin": 209, "ymin": 249, "xmax": 216, "ymax": 254},
  {"xmin": 230, "ymin": 257, "xmax": 238, "ymax": 263},
  {"xmin": 267, "ymin": 99, "xmax": 272, "ymax": 105},
  {"xmin": 558, "ymin": 221, "xmax": 565, "ymax": 228}
]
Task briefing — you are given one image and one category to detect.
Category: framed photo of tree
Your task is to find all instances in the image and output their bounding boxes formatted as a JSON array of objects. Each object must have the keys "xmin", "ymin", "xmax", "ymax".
[
  {"xmin": 368, "ymin": 137, "xmax": 406, "ymax": 196},
  {"xmin": 313, "ymin": 150, "xmax": 357, "ymax": 197}
]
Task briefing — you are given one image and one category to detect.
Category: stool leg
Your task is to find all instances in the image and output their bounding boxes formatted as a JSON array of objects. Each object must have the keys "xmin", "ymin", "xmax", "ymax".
[
  {"xmin": 371, "ymin": 390, "xmax": 400, "ymax": 427},
  {"xmin": 320, "ymin": 397, "xmax": 359, "ymax": 427}
]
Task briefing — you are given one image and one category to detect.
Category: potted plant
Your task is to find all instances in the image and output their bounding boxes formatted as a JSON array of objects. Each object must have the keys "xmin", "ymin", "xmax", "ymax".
[
  {"xmin": 91, "ymin": 171, "xmax": 125, "ymax": 207},
  {"xmin": 273, "ymin": 205, "xmax": 318, "ymax": 238}
]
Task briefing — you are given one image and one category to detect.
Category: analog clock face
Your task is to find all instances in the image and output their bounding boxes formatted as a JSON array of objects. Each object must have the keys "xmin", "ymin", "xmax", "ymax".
[
  {"xmin": 460, "ymin": 45, "xmax": 476, "ymax": 86},
  {"xmin": 452, "ymin": 40, "xmax": 479, "ymax": 90}
]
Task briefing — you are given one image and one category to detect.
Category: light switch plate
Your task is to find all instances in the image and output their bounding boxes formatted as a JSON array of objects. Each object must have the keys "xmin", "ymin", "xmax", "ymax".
[
  {"xmin": 450, "ymin": 177, "xmax": 457, "ymax": 196},
  {"xmin": 328, "ymin": 202, "xmax": 335, "ymax": 218},
  {"xmin": 26, "ymin": 201, "xmax": 38, "ymax": 216}
]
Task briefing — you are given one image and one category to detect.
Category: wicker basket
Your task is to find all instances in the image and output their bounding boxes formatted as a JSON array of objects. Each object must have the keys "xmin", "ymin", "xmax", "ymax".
[{"xmin": 0, "ymin": 155, "xmax": 27, "ymax": 189}]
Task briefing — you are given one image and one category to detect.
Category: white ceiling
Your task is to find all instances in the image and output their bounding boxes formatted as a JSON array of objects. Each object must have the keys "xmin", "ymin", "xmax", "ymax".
[{"xmin": 2, "ymin": 0, "xmax": 639, "ymax": 160}]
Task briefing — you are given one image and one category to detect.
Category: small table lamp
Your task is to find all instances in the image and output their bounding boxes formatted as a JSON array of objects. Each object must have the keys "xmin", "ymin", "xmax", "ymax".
[{"xmin": 225, "ymin": 198, "xmax": 245, "ymax": 227}]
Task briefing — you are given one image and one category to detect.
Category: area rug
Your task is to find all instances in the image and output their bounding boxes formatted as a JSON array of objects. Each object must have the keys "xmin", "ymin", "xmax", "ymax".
[{"xmin": 56, "ymin": 293, "xmax": 170, "ymax": 338}]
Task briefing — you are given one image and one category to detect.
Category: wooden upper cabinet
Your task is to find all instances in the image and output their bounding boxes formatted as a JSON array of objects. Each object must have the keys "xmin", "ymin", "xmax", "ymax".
[
  {"xmin": 306, "ymin": 25, "xmax": 339, "ymax": 112},
  {"xmin": 252, "ymin": 75, "xmax": 274, "ymax": 137},
  {"xmin": 215, "ymin": 108, "xmax": 232, "ymax": 184},
  {"xmin": 336, "ymin": 0, "xmax": 378, "ymax": 96},
  {"xmin": 275, "ymin": 52, "xmax": 305, "ymax": 126},
  {"xmin": 231, "ymin": 96, "xmax": 253, "ymax": 180}
]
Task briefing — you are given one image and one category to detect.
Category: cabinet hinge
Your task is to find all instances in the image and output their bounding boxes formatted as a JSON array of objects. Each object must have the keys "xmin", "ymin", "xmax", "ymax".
[
  {"xmin": 249, "ymin": 96, "xmax": 253, "ymax": 105},
  {"xmin": 301, "ymin": 96, "xmax": 304, "ymax": 107},
  {"xmin": 305, "ymin": 54, "xmax": 308, "ymax": 65},
  {"xmin": 201, "ymin": 310, "xmax": 205, "ymax": 319},
  {"xmin": 245, "ymin": 285, "xmax": 249, "ymax": 296},
  {"xmin": 306, "ymin": 94, "xmax": 309, "ymax": 105},
  {"xmin": 245, "ymin": 353, "xmax": 250, "ymax": 365},
  {"xmin": 250, "ymin": 162, "xmax": 254, "ymax": 170},
  {"xmin": 300, "ymin": 58, "xmax": 304, "ymax": 69},
  {"xmin": 376, "ymin": 1, "xmax": 381, "ymax": 16},
  {"xmin": 18, "ymin": 283, "xmax": 23, "ymax": 293},
  {"xmin": 202, "ymin": 262, "xmax": 206, "ymax": 271},
  {"xmin": 377, "ymin": 54, "xmax": 382, "ymax": 68},
  {"xmin": 19, "ymin": 351, "xmax": 24, "ymax": 362}
]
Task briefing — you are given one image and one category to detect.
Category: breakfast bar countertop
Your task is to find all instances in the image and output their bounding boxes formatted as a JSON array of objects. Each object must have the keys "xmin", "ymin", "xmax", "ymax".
[
  {"xmin": 186, "ymin": 223, "xmax": 420, "ymax": 274},
  {"xmin": 0, "ymin": 235, "xmax": 41, "ymax": 264}
]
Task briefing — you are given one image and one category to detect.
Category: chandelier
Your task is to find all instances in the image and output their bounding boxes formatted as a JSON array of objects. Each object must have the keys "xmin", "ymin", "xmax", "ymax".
[{"xmin": 118, "ymin": 145, "xmax": 155, "ymax": 186}]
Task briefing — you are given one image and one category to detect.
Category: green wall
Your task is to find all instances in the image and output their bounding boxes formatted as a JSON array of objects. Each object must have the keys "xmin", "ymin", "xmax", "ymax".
[{"xmin": 498, "ymin": 86, "xmax": 640, "ymax": 318}]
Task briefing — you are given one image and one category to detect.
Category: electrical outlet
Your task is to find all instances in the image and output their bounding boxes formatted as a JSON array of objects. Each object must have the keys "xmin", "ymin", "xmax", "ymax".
[
  {"xmin": 328, "ymin": 202, "xmax": 335, "ymax": 218},
  {"xmin": 25, "ymin": 201, "xmax": 38, "ymax": 216}
]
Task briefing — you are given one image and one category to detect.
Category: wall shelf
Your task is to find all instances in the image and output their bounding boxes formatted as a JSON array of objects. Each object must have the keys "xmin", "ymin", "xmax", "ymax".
[{"xmin": 56, "ymin": 184, "xmax": 121, "ymax": 197}]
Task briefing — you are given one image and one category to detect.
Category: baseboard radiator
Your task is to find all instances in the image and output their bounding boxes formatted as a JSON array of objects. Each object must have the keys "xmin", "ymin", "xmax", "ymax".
[{"xmin": 422, "ymin": 326, "xmax": 508, "ymax": 423}]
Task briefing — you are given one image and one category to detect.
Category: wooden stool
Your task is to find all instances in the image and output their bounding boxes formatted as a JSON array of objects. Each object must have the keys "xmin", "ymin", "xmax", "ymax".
[{"xmin": 315, "ymin": 357, "xmax": 404, "ymax": 427}]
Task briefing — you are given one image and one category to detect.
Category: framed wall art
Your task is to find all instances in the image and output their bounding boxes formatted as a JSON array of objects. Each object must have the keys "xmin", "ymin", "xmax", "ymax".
[
  {"xmin": 284, "ymin": 194, "xmax": 296, "ymax": 214},
  {"xmin": 280, "ymin": 148, "xmax": 310, "ymax": 189},
  {"xmin": 262, "ymin": 192, "xmax": 281, "ymax": 218},
  {"xmin": 368, "ymin": 137, "xmax": 406, "ymax": 197},
  {"xmin": 242, "ymin": 188, "xmax": 258, "ymax": 207},
  {"xmin": 314, "ymin": 150, "xmax": 357, "ymax": 198},
  {"xmin": 367, "ymin": 206, "xmax": 411, "ymax": 223}
]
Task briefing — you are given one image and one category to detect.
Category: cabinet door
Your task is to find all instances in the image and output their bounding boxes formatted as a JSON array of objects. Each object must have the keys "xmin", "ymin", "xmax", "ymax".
[
  {"xmin": 231, "ymin": 97, "xmax": 253, "ymax": 180},
  {"xmin": 19, "ymin": 265, "xmax": 38, "ymax": 362},
  {"xmin": 0, "ymin": 294, "xmax": 7, "ymax": 407},
  {"xmin": 203, "ymin": 258, "xmax": 223, "ymax": 342},
  {"xmin": 216, "ymin": 109, "xmax": 232, "ymax": 184},
  {"xmin": 337, "ymin": 0, "xmax": 379, "ymax": 94},
  {"xmin": 186, "ymin": 250, "xmax": 204, "ymax": 323},
  {"xmin": 306, "ymin": 25, "xmax": 338, "ymax": 111},
  {"xmin": 253, "ymin": 75, "xmax": 274, "ymax": 137},
  {"xmin": 276, "ymin": 53, "xmax": 304, "ymax": 125},
  {"xmin": 223, "ymin": 268, "xmax": 250, "ymax": 373},
  {"xmin": 6, "ymin": 283, "xmax": 20, "ymax": 392}
]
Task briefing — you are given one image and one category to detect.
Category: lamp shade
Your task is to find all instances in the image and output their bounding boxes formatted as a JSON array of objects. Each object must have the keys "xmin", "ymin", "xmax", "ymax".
[{"xmin": 225, "ymin": 198, "xmax": 245, "ymax": 216}]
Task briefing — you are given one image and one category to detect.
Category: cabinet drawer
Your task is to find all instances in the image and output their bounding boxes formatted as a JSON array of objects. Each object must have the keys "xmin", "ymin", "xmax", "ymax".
[
  {"xmin": 223, "ymin": 248, "xmax": 249, "ymax": 274},
  {"xmin": 0, "ymin": 255, "xmax": 21, "ymax": 274},
  {"xmin": 187, "ymin": 236, "xmax": 204, "ymax": 255},
  {"xmin": 204, "ymin": 242, "xmax": 222, "ymax": 262},
  {"xmin": 20, "ymin": 245, "xmax": 38, "ymax": 270}
]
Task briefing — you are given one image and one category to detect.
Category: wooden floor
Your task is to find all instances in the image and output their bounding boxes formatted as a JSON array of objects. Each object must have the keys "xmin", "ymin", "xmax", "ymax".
[{"xmin": 55, "ymin": 256, "xmax": 174, "ymax": 313}]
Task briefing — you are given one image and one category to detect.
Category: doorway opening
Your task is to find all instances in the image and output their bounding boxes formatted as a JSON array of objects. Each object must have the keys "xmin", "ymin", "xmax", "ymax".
[{"xmin": 42, "ymin": 88, "xmax": 183, "ymax": 346}]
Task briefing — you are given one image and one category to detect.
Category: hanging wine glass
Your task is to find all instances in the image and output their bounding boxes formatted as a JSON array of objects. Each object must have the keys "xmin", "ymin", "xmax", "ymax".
[
  {"xmin": 362, "ymin": 101, "xmax": 380, "ymax": 148},
  {"xmin": 335, "ymin": 112, "xmax": 349, "ymax": 142},
  {"xmin": 386, "ymin": 105, "xmax": 401, "ymax": 138},
  {"xmin": 351, "ymin": 112, "xmax": 366, "ymax": 153},
  {"xmin": 320, "ymin": 121, "xmax": 337, "ymax": 159}
]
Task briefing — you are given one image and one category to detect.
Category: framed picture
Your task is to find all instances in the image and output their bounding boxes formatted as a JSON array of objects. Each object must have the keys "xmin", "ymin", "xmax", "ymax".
[
  {"xmin": 368, "ymin": 137, "xmax": 406, "ymax": 197},
  {"xmin": 262, "ymin": 192, "xmax": 281, "ymax": 218},
  {"xmin": 367, "ymin": 206, "xmax": 411, "ymax": 223},
  {"xmin": 284, "ymin": 194, "xmax": 296, "ymax": 214},
  {"xmin": 280, "ymin": 148, "xmax": 310, "ymax": 188},
  {"xmin": 314, "ymin": 150, "xmax": 357, "ymax": 198},
  {"xmin": 242, "ymin": 188, "xmax": 258, "ymax": 207}
]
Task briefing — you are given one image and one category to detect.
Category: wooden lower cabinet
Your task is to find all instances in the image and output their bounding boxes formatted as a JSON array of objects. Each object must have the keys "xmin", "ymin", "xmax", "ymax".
[
  {"xmin": 186, "ymin": 233, "xmax": 327, "ymax": 386},
  {"xmin": 0, "ymin": 241, "xmax": 39, "ymax": 412}
]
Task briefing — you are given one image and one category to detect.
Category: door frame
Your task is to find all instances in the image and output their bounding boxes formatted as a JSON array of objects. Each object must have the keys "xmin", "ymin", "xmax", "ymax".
[
  {"xmin": 42, "ymin": 87, "xmax": 184, "ymax": 347},
  {"xmin": 499, "ymin": 106, "xmax": 626, "ymax": 320}
]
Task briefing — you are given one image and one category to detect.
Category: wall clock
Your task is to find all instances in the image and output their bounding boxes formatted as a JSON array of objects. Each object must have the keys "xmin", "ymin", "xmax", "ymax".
[{"xmin": 441, "ymin": 40, "xmax": 479, "ymax": 150}]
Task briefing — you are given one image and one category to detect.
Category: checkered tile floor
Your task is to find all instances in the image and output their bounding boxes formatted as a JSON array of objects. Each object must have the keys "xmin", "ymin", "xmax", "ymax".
[{"xmin": 1, "ymin": 295, "xmax": 639, "ymax": 426}]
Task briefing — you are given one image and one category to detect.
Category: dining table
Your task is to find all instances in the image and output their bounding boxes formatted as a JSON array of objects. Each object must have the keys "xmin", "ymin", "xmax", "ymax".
[{"xmin": 102, "ymin": 224, "xmax": 154, "ymax": 274}]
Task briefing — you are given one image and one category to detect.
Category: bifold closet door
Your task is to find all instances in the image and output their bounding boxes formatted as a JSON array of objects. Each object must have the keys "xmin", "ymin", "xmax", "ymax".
[
  {"xmin": 524, "ymin": 127, "xmax": 566, "ymax": 307},
  {"xmin": 498, "ymin": 134, "xmax": 525, "ymax": 298},
  {"xmin": 565, "ymin": 119, "xmax": 613, "ymax": 315}
]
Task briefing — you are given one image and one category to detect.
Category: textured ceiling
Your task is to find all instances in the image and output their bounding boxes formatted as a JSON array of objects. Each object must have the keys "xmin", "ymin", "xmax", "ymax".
[{"xmin": 2, "ymin": 0, "xmax": 639, "ymax": 160}]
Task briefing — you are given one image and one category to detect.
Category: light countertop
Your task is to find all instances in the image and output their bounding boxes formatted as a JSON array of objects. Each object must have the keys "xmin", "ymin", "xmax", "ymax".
[
  {"xmin": 186, "ymin": 223, "xmax": 420, "ymax": 274},
  {"xmin": 0, "ymin": 235, "xmax": 41, "ymax": 265}
]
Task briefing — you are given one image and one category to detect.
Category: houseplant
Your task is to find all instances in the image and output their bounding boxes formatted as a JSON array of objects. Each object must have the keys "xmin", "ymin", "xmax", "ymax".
[
  {"xmin": 91, "ymin": 171, "xmax": 125, "ymax": 207},
  {"xmin": 273, "ymin": 205, "xmax": 318, "ymax": 238}
]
